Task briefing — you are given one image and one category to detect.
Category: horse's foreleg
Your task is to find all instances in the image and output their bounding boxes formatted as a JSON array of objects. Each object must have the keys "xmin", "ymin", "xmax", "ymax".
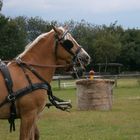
[
  {"xmin": 34, "ymin": 124, "xmax": 40, "ymax": 140},
  {"xmin": 29, "ymin": 124, "xmax": 39, "ymax": 140},
  {"xmin": 29, "ymin": 124, "xmax": 40, "ymax": 140},
  {"xmin": 20, "ymin": 111, "xmax": 37, "ymax": 140}
]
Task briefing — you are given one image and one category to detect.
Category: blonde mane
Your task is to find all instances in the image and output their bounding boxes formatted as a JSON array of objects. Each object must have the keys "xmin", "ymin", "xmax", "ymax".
[
  {"xmin": 18, "ymin": 27, "xmax": 65, "ymax": 58},
  {"xmin": 18, "ymin": 31, "xmax": 52, "ymax": 58}
]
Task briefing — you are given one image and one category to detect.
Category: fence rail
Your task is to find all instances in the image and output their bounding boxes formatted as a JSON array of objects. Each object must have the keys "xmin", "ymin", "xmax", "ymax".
[{"xmin": 52, "ymin": 73, "xmax": 140, "ymax": 89}]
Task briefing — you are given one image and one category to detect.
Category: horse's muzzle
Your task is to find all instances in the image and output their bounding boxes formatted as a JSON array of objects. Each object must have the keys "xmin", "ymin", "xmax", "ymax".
[{"xmin": 77, "ymin": 48, "xmax": 91, "ymax": 67}]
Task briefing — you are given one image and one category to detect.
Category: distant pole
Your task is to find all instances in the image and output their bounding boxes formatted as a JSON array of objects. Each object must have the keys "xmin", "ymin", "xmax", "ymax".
[
  {"xmin": 58, "ymin": 76, "xmax": 61, "ymax": 89},
  {"xmin": 99, "ymin": 65, "xmax": 101, "ymax": 73},
  {"xmin": 115, "ymin": 75, "xmax": 118, "ymax": 87}
]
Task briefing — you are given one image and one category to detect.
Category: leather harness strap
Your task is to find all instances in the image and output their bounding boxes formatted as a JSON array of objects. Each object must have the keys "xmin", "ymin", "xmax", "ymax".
[
  {"xmin": 0, "ymin": 60, "xmax": 16, "ymax": 132},
  {"xmin": 0, "ymin": 59, "xmax": 72, "ymax": 132},
  {"xmin": 16, "ymin": 59, "xmax": 72, "ymax": 110}
]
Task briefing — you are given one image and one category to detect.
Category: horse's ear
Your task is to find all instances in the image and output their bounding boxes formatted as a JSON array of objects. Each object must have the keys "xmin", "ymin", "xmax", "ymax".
[
  {"xmin": 52, "ymin": 25, "xmax": 58, "ymax": 33},
  {"xmin": 52, "ymin": 25, "xmax": 62, "ymax": 39},
  {"xmin": 64, "ymin": 25, "xmax": 69, "ymax": 31}
]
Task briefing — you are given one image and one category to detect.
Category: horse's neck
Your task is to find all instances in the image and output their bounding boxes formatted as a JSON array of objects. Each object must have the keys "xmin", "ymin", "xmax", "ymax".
[{"xmin": 19, "ymin": 32, "xmax": 56, "ymax": 83}]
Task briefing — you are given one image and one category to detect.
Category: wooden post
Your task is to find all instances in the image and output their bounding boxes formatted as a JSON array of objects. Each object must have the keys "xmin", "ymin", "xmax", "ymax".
[
  {"xmin": 58, "ymin": 76, "xmax": 61, "ymax": 89},
  {"xmin": 115, "ymin": 75, "xmax": 118, "ymax": 87}
]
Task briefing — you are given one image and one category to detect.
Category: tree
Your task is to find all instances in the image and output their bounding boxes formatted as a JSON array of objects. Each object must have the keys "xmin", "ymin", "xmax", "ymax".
[
  {"xmin": 0, "ymin": 13, "xmax": 140, "ymax": 72},
  {"xmin": 119, "ymin": 29, "xmax": 140, "ymax": 70},
  {"xmin": 71, "ymin": 20, "xmax": 96, "ymax": 63},
  {"xmin": 93, "ymin": 25, "xmax": 122, "ymax": 72},
  {"xmin": 0, "ymin": 0, "xmax": 2, "ymax": 11},
  {"xmin": 27, "ymin": 17, "xmax": 52, "ymax": 41},
  {"xmin": 0, "ymin": 17, "xmax": 26, "ymax": 59}
]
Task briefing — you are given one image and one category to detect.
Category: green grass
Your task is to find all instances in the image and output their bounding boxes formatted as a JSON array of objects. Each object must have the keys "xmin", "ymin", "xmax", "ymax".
[
  {"xmin": 116, "ymin": 77, "xmax": 140, "ymax": 88},
  {"xmin": 0, "ymin": 78, "xmax": 140, "ymax": 140}
]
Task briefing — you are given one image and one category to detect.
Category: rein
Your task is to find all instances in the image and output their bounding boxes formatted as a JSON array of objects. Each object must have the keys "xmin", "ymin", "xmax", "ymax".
[
  {"xmin": 14, "ymin": 58, "xmax": 73, "ymax": 68},
  {"xmin": 4, "ymin": 59, "xmax": 72, "ymax": 68}
]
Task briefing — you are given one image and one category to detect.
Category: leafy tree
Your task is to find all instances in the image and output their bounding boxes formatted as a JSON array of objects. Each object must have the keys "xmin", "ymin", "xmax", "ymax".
[
  {"xmin": 0, "ymin": 13, "xmax": 140, "ymax": 72},
  {"xmin": 119, "ymin": 29, "xmax": 140, "ymax": 70},
  {"xmin": 71, "ymin": 20, "xmax": 96, "ymax": 64},
  {"xmin": 93, "ymin": 25, "xmax": 122, "ymax": 72},
  {"xmin": 0, "ymin": 0, "xmax": 2, "ymax": 11},
  {"xmin": 14, "ymin": 16, "xmax": 28, "ymax": 43},
  {"xmin": 27, "ymin": 17, "xmax": 52, "ymax": 41},
  {"xmin": 0, "ymin": 17, "xmax": 26, "ymax": 59}
]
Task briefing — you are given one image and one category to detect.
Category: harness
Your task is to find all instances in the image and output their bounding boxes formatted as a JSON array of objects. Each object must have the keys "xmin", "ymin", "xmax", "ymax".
[{"xmin": 0, "ymin": 59, "xmax": 72, "ymax": 132}]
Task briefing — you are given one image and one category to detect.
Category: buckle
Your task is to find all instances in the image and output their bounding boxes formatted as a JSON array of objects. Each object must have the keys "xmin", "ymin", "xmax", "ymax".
[{"xmin": 7, "ymin": 94, "xmax": 15, "ymax": 102}]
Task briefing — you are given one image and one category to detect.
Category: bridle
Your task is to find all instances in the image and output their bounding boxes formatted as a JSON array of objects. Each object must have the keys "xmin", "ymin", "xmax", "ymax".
[
  {"xmin": 52, "ymin": 27, "xmax": 85, "ymax": 78},
  {"xmin": 53, "ymin": 27, "xmax": 81, "ymax": 57}
]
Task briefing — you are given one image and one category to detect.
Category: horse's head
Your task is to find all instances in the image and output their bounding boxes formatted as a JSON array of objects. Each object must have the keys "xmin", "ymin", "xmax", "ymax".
[{"xmin": 52, "ymin": 26, "xmax": 91, "ymax": 71}]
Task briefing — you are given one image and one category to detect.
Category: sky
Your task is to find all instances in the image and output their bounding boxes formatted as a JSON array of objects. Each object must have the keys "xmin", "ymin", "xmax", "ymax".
[{"xmin": 1, "ymin": 0, "xmax": 140, "ymax": 29}]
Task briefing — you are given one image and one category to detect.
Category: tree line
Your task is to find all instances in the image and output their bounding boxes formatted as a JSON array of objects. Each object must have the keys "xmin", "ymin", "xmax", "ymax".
[{"xmin": 0, "ymin": 2, "xmax": 140, "ymax": 73}]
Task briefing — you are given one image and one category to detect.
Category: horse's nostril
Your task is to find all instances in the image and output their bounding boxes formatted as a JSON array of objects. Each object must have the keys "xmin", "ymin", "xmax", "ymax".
[
  {"xmin": 87, "ymin": 56, "xmax": 91, "ymax": 64},
  {"xmin": 86, "ymin": 56, "xmax": 89, "ymax": 60}
]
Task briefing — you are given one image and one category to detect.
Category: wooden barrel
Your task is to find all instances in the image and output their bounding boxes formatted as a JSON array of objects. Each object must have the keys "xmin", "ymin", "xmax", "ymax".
[{"xmin": 76, "ymin": 79, "xmax": 114, "ymax": 111}]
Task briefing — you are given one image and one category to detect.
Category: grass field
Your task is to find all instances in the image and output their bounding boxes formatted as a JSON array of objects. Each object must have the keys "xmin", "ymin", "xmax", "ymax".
[{"xmin": 0, "ymin": 78, "xmax": 140, "ymax": 140}]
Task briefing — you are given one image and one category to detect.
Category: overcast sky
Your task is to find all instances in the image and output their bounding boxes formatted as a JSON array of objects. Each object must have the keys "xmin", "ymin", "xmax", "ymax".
[{"xmin": 1, "ymin": 0, "xmax": 140, "ymax": 28}]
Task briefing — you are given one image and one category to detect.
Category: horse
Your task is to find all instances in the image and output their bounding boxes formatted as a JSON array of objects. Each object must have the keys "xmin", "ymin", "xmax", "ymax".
[{"xmin": 0, "ymin": 26, "xmax": 90, "ymax": 140}]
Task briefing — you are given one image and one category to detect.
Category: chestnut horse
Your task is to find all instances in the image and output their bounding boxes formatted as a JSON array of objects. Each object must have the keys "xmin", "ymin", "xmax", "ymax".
[{"xmin": 0, "ymin": 26, "xmax": 90, "ymax": 140}]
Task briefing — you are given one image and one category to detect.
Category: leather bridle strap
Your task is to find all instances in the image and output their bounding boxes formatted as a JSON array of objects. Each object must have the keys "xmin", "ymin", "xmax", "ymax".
[
  {"xmin": 54, "ymin": 31, "xmax": 75, "ymax": 57},
  {"xmin": 55, "ymin": 39, "xmax": 75, "ymax": 56}
]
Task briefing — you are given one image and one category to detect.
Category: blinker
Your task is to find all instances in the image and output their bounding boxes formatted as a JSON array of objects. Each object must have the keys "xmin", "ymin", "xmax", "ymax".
[{"xmin": 62, "ymin": 40, "xmax": 74, "ymax": 50}]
